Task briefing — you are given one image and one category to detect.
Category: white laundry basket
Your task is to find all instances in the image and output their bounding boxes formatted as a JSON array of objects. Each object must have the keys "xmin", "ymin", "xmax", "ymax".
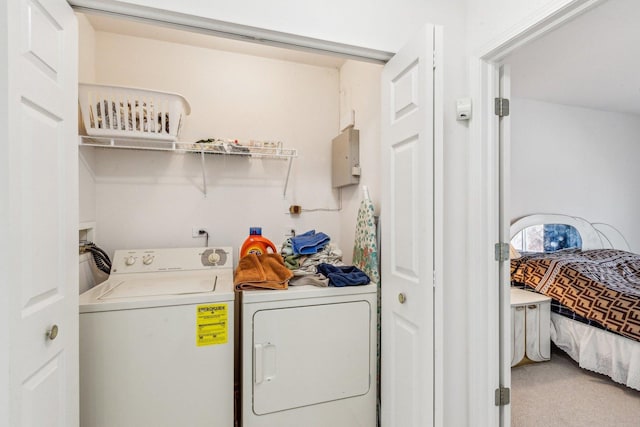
[{"xmin": 79, "ymin": 83, "xmax": 191, "ymax": 141}]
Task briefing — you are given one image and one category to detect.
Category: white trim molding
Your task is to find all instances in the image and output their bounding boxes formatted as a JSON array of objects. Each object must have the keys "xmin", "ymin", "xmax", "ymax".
[
  {"xmin": 468, "ymin": 1, "xmax": 609, "ymax": 426},
  {"xmin": 68, "ymin": 0, "xmax": 394, "ymax": 63},
  {"xmin": 475, "ymin": 0, "xmax": 605, "ymax": 61}
]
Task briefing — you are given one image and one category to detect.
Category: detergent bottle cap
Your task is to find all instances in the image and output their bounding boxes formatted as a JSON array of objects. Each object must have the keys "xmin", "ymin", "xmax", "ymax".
[{"xmin": 249, "ymin": 227, "xmax": 262, "ymax": 236}]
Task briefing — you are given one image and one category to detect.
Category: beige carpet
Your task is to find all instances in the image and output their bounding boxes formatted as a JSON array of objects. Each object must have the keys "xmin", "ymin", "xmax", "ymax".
[{"xmin": 511, "ymin": 345, "xmax": 640, "ymax": 427}]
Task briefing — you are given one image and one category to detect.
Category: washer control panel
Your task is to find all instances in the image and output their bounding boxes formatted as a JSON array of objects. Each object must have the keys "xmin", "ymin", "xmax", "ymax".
[
  {"xmin": 201, "ymin": 248, "xmax": 228, "ymax": 267},
  {"xmin": 111, "ymin": 247, "xmax": 233, "ymax": 274}
]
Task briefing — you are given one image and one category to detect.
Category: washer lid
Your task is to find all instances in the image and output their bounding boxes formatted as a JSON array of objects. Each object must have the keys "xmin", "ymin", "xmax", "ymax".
[
  {"xmin": 98, "ymin": 276, "xmax": 216, "ymax": 300},
  {"xmin": 79, "ymin": 270, "xmax": 235, "ymax": 313}
]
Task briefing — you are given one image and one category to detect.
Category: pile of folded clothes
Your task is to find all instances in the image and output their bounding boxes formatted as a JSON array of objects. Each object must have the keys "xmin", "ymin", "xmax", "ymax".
[
  {"xmin": 317, "ymin": 263, "xmax": 371, "ymax": 287},
  {"xmin": 281, "ymin": 230, "xmax": 370, "ymax": 287}
]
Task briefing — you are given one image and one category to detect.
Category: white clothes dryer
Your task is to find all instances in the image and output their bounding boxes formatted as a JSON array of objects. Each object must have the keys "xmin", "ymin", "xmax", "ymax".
[
  {"xmin": 79, "ymin": 247, "xmax": 235, "ymax": 427},
  {"xmin": 240, "ymin": 283, "xmax": 377, "ymax": 427}
]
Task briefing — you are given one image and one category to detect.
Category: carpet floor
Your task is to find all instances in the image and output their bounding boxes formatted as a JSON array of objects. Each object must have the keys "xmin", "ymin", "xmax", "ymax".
[{"xmin": 511, "ymin": 345, "xmax": 640, "ymax": 427}]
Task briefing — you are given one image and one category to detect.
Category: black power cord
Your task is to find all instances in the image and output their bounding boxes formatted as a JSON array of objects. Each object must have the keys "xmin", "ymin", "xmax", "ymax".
[
  {"xmin": 198, "ymin": 229, "xmax": 209, "ymax": 247},
  {"xmin": 81, "ymin": 241, "xmax": 112, "ymax": 275}
]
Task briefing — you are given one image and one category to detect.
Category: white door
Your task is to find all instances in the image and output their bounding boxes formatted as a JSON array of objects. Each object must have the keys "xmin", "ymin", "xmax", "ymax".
[
  {"xmin": 380, "ymin": 24, "xmax": 442, "ymax": 427},
  {"xmin": 498, "ymin": 64, "xmax": 512, "ymax": 427},
  {"xmin": 2, "ymin": 0, "xmax": 79, "ymax": 425}
]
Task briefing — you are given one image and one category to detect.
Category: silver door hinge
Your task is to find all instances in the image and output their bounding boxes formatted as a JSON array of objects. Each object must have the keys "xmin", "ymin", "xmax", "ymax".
[
  {"xmin": 495, "ymin": 386, "xmax": 511, "ymax": 406},
  {"xmin": 494, "ymin": 242, "xmax": 509, "ymax": 262},
  {"xmin": 494, "ymin": 97, "xmax": 510, "ymax": 117}
]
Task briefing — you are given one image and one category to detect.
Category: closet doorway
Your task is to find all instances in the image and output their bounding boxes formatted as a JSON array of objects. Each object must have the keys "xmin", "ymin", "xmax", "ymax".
[{"xmin": 74, "ymin": 7, "xmax": 442, "ymax": 427}]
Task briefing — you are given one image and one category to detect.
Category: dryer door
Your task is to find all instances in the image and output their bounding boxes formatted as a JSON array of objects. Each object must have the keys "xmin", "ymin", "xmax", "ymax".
[{"xmin": 252, "ymin": 301, "xmax": 371, "ymax": 415}]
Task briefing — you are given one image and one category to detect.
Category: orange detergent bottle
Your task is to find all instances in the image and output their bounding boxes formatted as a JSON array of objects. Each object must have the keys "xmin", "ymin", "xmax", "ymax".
[{"xmin": 240, "ymin": 227, "xmax": 277, "ymax": 257}]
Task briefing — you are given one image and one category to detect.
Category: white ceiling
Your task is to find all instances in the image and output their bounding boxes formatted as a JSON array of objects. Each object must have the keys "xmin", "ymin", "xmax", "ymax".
[
  {"xmin": 83, "ymin": 13, "xmax": 347, "ymax": 69},
  {"xmin": 505, "ymin": 0, "xmax": 640, "ymax": 115}
]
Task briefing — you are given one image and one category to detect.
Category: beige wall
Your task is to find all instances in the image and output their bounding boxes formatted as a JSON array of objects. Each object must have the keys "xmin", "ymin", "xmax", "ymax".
[
  {"xmin": 77, "ymin": 14, "xmax": 96, "ymax": 83},
  {"xmin": 83, "ymin": 30, "xmax": 343, "ymax": 259},
  {"xmin": 337, "ymin": 60, "xmax": 382, "ymax": 264},
  {"xmin": 78, "ymin": 14, "xmax": 97, "ymax": 227}
]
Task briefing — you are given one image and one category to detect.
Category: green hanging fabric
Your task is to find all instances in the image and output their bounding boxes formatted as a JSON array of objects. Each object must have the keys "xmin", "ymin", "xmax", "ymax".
[
  {"xmin": 352, "ymin": 185, "xmax": 381, "ymax": 426},
  {"xmin": 352, "ymin": 187, "xmax": 380, "ymax": 283}
]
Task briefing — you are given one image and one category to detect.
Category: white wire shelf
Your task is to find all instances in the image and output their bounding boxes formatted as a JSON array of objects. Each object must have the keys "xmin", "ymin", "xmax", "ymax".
[
  {"xmin": 78, "ymin": 135, "xmax": 297, "ymax": 197},
  {"xmin": 78, "ymin": 135, "xmax": 297, "ymax": 159}
]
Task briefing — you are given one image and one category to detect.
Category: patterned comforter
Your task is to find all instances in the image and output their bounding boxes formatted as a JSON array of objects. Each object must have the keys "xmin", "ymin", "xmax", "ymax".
[{"xmin": 511, "ymin": 249, "xmax": 640, "ymax": 342}]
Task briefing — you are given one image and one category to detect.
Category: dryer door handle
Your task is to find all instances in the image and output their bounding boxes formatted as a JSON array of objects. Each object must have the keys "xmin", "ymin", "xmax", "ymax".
[{"xmin": 254, "ymin": 342, "xmax": 276, "ymax": 384}]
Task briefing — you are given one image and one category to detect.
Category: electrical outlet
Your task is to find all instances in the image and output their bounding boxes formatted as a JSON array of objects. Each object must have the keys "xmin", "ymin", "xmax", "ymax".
[
  {"xmin": 289, "ymin": 205, "xmax": 302, "ymax": 215},
  {"xmin": 192, "ymin": 227, "xmax": 208, "ymax": 238}
]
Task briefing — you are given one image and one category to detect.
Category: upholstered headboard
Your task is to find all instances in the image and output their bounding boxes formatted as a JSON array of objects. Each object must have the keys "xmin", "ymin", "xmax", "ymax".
[{"xmin": 510, "ymin": 214, "xmax": 630, "ymax": 251}]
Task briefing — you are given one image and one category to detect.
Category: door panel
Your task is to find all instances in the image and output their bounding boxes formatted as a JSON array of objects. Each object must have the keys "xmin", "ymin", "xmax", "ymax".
[
  {"xmin": 253, "ymin": 302, "xmax": 371, "ymax": 415},
  {"xmin": 390, "ymin": 136, "xmax": 419, "ymax": 277},
  {"xmin": 391, "ymin": 61, "xmax": 419, "ymax": 120},
  {"xmin": 25, "ymin": 0, "xmax": 63, "ymax": 76},
  {"xmin": 390, "ymin": 315, "xmax": 419, "ymax": 426},
  {"xmin": 20, "ymin": 100, "xmax": 64, "ymax": 312},
  {"xmin": 6, "ymin": 0, "xmax": 78, "ymax": 425},
  {"xmin": 21, "ymin": 353, "xmax": 65, "ymax": 427},
  {"xmin": 381, "ymin": 24, "xmax": 436, "ymax": 427}
]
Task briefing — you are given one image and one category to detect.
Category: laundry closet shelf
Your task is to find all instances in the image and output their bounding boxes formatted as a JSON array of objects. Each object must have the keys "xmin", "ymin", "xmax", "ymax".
[
  {"xmin": 78, "ymin": 135, "xmax": 297, "ymax": 198},
  {"xmin": 78, "ymin": 135, "xmax": 298, "ymax": 159}
]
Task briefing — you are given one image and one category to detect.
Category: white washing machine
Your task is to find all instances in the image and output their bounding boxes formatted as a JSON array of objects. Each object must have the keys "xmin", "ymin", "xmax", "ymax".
[
  {"xmin": 79, "ymin": 247, "xmax": 235, "ymax": 427},
  {"xmin": 241, "ymin": 283, "xmax": 377, "ymax": 427}
]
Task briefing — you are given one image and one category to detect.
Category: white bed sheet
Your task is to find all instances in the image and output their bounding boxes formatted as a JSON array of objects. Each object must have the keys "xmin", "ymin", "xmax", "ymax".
[{"xmin": 551, "ymin": 313, "xmax": 640, "ymax": 391}]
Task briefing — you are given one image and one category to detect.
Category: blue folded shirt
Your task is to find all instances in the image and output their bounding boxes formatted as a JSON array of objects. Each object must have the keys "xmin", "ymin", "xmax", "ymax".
[
  {"xmin": 316, "ymin": 263, "xmax": 371, "ymax": 287},
  {"xmin": 290, "ymin": 230, "xmax": 330, "ymax": 255}
]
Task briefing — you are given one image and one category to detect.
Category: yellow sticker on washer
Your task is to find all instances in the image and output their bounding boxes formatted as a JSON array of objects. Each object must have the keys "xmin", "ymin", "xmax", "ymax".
[{"xmin": 196, "ymin": 303, "xmax": 228, "ymax": 346}]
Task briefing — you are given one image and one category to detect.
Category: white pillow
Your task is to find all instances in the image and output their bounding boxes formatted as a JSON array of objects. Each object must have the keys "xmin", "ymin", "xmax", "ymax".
[{"xmin": 509, "ymin": 244, "xmax": 522, "ymax": 259}]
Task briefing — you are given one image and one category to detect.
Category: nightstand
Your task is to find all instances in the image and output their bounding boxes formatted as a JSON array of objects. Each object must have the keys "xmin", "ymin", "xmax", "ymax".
[{"xmin": 511, "ymin": 288, "xmax": 552, "ymax": 367}]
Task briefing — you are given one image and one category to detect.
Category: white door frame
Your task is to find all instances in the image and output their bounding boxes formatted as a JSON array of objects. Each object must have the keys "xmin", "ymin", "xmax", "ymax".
[
  {"xmin": 468, "ymin": 1, "xmax": 606, "ymax": 426},
  {"xmin": 68, "ymin": 0, "xmax": 393, "ymax": 64}
]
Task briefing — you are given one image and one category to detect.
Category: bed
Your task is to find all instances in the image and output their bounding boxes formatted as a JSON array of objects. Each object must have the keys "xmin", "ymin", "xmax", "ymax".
[{"xmin": 510, "ymin": 213, "xmax": 640, "ymax": 391}]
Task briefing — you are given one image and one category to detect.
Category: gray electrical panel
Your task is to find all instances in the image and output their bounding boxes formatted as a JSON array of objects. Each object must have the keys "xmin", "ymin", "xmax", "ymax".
[{"xmin": 331, "ymin": 127, "xmax": 360, "ymax": 188}]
